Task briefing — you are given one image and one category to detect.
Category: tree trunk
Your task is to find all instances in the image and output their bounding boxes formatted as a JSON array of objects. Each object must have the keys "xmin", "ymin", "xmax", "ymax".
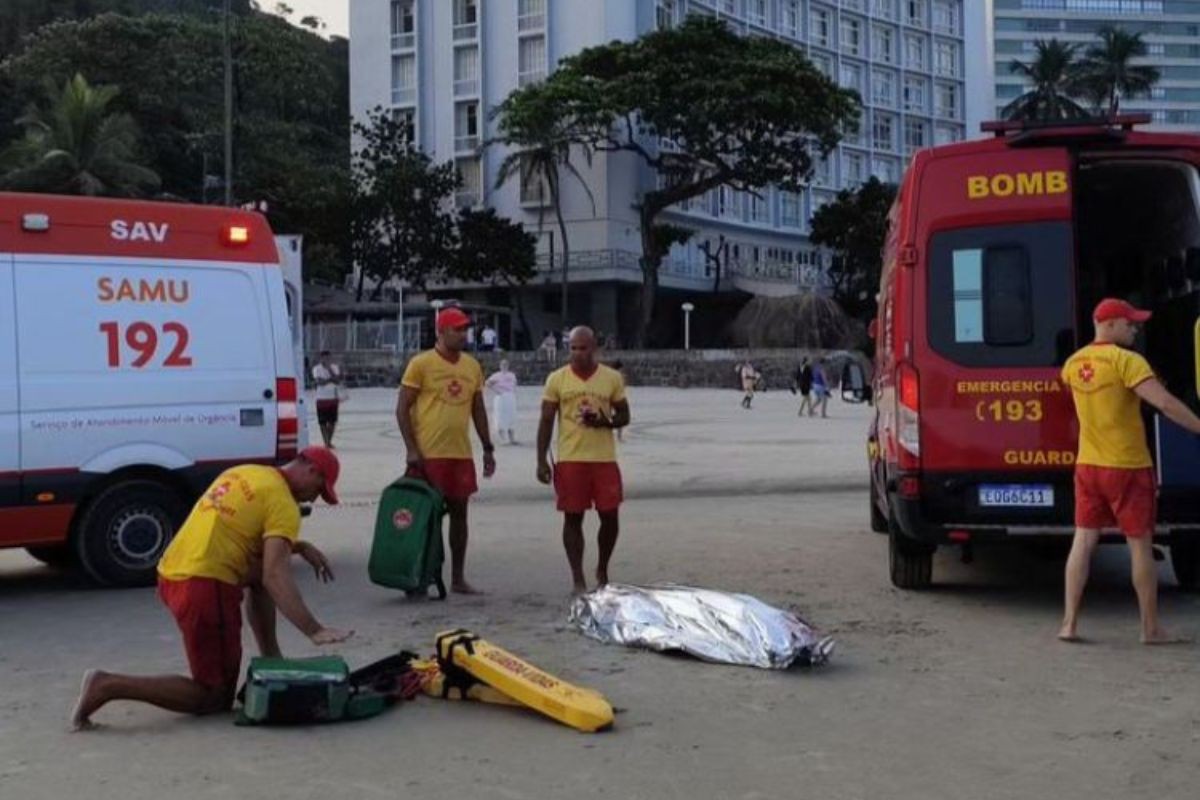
[
  {"xmin": 636, "ymin": 206, "xmax": 660, "ymax": 349},
  {"xmin": 552, "ymin": 177, "xmax": 570, "ymax": 327},
  {"xmin": 509, "ymin": 282, "xmax": 533, "ymax": 349}
]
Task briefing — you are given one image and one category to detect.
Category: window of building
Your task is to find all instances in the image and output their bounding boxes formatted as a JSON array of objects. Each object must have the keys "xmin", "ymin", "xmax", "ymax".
[
  {"xmin": 811, "ymin": 7, "xmax": 831, "ymax": 46},
  {"xmin": 931, "ymin": 0, "xmax": 956, "ymax": 34},
  {"xmin": 873, "ymin": 111, "xmax": 895, "ymax": 151},
  {"xmin": 812, "ymin": 155, "xmax": 833, "ymax": 187},
  {"xmin": 934, "ymin": 39, "xmax": 958, "ymax": 77},
  {"xmin": 903, "ymin": 75, "xmax": 926, "ymax": 112},
  {"xmin": 781, "ymin": 191, "xmax": 803, "ymax": 228},
  {"xmin": 750, "ymin": 190, "xmax": 771, "ymax": 223},
  {"xmin": 842, "ymin": 0, "xmax": 863, "ymax": 10},
  {"xmin": 934, "ymin": 124, "xmax": 961, "ymax": 145},
  {"xmin": 904, "ymin": 117, "xmax": 927, "ymax": 152},
  {"xmin": 904, "ymin": 33, "xmax": 926, "ymax": 70},
  {"xmin": 454, "ymin": 102, "xmax": 480, "ymax": 153},
  {"xmin": 872, "ymin": 68, "xmax": 895, "ymax": 106},
  {"xmin": 456, "ymin": 156, "xmax": 482, "ymax": 208},
  {"xmin": 390, "ymin": 0, "xmax": 415, "ymax": 49},
  {"xmin": 453, "ymin": 0, "xmax": 478, "ymax": 40},
  {"xmin": 518, "ymin": 35, "xmax": 546, "ymax": 86},
  {"xmin": 454, "ymin": 47, "xmax": 479, "ymax": 97},
  {"xmin": 843, "ymin": 110, "xmax": 864, "ymax": 145},
  {"xmin": 845, "ymin": 150, "xmax": 866, "ymax": 185},
  {"xmin": 781, "ymin": 0, "xmax": 801, "ymax": 38},
  {"xmin": 391, "ymin": 107, "xmax": 416, "ymax": 143},
  {"xmin": 872, "ymin": 24, "xmax": 895, "ymax": 63},
  {"xmin": 747, "ymin": 0, "xmax": 768, "ymax": 26},
  {"xmin": 841, "ymin": 16, "xmax": 863, "ymax": 55},
  {"xmin": 840, "ymin": 61, "xmax": 864, "ymax": 94},
  {"xmin": 811, "ymin": 52, "xmax": 833, "ymax": 79},
  {"xmin": 872, "ymin": 0, "xmax": 894, "ymax": 19},
  {"xmin": 904, "ymin": 0, "xmax": 925, "ymax": 27},
  {"xmin": 518, "ymin": 155, "xmax": 546, "ymax": 205},
  {"xmin": 656, "ymin": 0, "xmax": 678, "ymax": 30},
  {"xmin": 872, "ymin": 155, "xmax": 899, "ymax": 183},
  {"xmin": 934, "ymin": 82, "xmax": 958, "ymax": 118},
  {"xmin": 519, "ymin": 0, "xmax": 546, "ymax": 31},
  {"xmin": 391, "ymin": 54, "xmax": 416, "ymax": 105}
]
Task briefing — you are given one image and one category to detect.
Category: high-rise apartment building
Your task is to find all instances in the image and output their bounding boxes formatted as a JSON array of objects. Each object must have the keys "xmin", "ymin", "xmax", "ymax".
[
  {"xmin": 350, "ymin": 1, "xmax": 974, "ymax": 341},
  {"xmin": 994, "ymin": 0, "xmax": 1200, "ymax": 130}
]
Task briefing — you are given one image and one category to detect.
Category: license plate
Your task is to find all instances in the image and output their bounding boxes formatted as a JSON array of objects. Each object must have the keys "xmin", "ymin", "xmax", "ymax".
[{"xmin": 978, "ymin": 484, "xmax": 1054, "ymax": 508}]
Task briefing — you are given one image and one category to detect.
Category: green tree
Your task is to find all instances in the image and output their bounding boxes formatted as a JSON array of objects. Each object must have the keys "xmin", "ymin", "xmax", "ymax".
[
  {"xmin": 454, "ymin": 208, "xmax": 538, "ymax": 346},
  {"xmin": 1074, "ymin": 26, "xmax": 1160, "ymax": 117},
  {"xmin": 0, "ymin": 73, "xmax": 160, "ymax": 196},
  {"xmin": 1002, "ymin": 39, "xmax": 1088, "ymax": 122},
  {"xmin": 349, "ymin": 109, "xmax": 459, "ymax": 299},
  {"xmin": 493, "ymin": 81, "xmax": 595, "ymax": 327},
  {"xmin": 1, "ymin": 11, "xmax": 350, "ymax": 281},
  {"xmin": 809, "ymin": 177, "xmax": 897, "ymax": 322},
  {"xmin": 509, "ymin": 16, "xmax": 858, "ymax": 345}
]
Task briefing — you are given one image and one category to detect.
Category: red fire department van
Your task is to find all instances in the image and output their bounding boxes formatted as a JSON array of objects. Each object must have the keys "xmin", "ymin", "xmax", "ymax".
[
  {"xmin": 852, "ymin": 116, "xmax": 1200, "ymax": 590},
  {"xmin": 0, "ymin": 193, "xmax": 306, "ymax": 586}
]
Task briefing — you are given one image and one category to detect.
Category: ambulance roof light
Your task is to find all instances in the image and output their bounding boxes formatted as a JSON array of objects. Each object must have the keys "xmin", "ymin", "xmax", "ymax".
[
  {"xmin": 21, "ymin": 213, "xmax": 50, "ymax": 232},
  {"xmin": 980, "ymin": 113, "xmax": 1152, "ymax": 138},
  {"xmin": 223, "ymin": 224, "xmax": 251, "ymax": 246}
]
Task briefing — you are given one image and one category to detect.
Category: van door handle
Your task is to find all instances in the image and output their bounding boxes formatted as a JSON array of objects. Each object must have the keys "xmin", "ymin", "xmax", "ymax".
[{"xmin": 263, "ymin": 389, "xmax": 274, "ymax": 399}]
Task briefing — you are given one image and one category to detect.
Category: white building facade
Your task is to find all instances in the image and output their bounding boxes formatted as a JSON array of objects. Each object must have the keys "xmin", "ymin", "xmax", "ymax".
[
  {"xmin": 350, "ymin": 0, "xmax": 976, "ymax": 343},
  {"xmin": 994, "ymin": 0, "xmax": 1200, "ymax": 130}
]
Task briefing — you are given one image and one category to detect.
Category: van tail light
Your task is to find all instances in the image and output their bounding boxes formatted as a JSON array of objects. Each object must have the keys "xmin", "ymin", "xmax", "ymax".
[
  {"xmin": 896, "ymin": 362, "xmax": 920, "ymax": 468},
  {"xmin": 276, "ymin": 378, "xmax": 299, "ymax": 460}
]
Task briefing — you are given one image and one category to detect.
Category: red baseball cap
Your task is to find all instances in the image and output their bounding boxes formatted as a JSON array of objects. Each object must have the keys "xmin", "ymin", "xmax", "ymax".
[
  {"xmin": 1094, "ymin": 298, "xmax": 1151, "ymax": 324},
  {"xmin": 299, "ymin": 446, "xmax": 340, "ymax": 504},
  {"xmin": 436, "ymin": 307, "xmax": 471, "ymax": 330}
]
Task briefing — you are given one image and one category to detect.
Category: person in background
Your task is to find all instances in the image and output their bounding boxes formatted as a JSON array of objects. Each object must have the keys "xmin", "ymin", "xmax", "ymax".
[
  {"xmin": 480, "ymin": 324, "xmax": 498, "ymax": 352},
  {"xmin": 311, "ymin": 350, "xmax": 343, "ymax": 448},
  {"xmin": 540, "ymin": 330, "xmax": 558, "ymax": 363},
  {"xmin": 738, "ymin": 360, "xmax": 759, "ymax": 409},
  {"xmin": 71, "ymin": 447, "xmax": 350, "ymax": 730},
  {"xmin": 397, "ymin": 307, "xmax": 496, "ymax": 594},
  {"xmin": 794, "ymin": 356, "xmax": 814, "ymax": 417},
  {"xmin": 466, "ymin": 324, "xmax": 477, "ymax": 352},
  {"xmin": 809, "ymin": 359, "xmax": 830, "ymax": 418},
  {"xmin": 486, "ymin": 359, "xmax": 520, "ymax": 445}
]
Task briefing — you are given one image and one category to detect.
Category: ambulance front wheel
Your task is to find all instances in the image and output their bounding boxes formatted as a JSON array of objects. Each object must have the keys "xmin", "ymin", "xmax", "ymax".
[
  {"xmin": 75, "ymin": 479, "xmax": 187, "ymax": 587},
  {"xmin": 888, "ymin": 510, "xmax": 934, "ymax": 590}
]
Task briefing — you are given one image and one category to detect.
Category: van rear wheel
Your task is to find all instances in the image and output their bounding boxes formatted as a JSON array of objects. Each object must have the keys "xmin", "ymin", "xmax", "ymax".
[
  {"xmin": 75, "ymin": 479, "xmax": 187, "ymax": 587},
  {"xmin": 888, "ymin": 509, "xmax": 934, "ymax": 590},
  {"xmin": 1169, "ymin": 531, "xmax": 1200, "ymax": 591}
]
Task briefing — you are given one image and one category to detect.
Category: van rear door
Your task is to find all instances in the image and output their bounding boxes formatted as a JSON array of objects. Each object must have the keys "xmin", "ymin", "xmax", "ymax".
[{"xmin": 913, "ymin": 149, "xmax": 1079, "ymax": 521}]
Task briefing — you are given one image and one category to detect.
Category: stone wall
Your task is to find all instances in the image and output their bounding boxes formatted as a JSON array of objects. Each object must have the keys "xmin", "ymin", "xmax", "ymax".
[{"xmin": 316, "ymin": 347, "xmax": 870, "ymax": 390}]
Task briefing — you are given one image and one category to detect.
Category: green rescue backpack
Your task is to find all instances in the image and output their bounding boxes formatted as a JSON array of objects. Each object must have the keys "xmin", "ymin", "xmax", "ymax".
[{"xmin": 368, "ymin": 477, "xmax": 447, "ymax": 599}]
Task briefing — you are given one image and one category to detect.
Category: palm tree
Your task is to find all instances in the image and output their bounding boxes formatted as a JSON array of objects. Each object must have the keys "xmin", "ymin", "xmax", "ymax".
[
  {"xmin": 492, "ymin": 84, "xmax": 595, "ymax": 328},
  {"xmin": 1002, "ymin": 39, "xmax": 1088, "ymax": 122},
  {"xmin": 0, "ymin": 73, "xmax": 160, "ymax": 197},
  {"xmin": 1074, "ymin": 26, "xmax": 1161, "ymax": 117}
]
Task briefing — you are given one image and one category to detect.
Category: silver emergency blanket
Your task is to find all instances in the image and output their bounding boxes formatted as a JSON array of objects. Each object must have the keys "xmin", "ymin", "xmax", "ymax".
[{"xmin": 568, "ymin": 583, "xmax": 834, "ymax": 669}]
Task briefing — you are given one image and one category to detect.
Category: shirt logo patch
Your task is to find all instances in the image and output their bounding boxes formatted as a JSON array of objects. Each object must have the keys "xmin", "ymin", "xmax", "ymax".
[
  {"xmin": 1077, "ymin": 363, "xmax": 1095, "ymax": 384},
  {"xmin": 446, "ymin": 379, "xmax": 463, "ymax": 399},
  {"xmin": 392, "ymin": 508, "xmax": 413, "ymax": 531}
]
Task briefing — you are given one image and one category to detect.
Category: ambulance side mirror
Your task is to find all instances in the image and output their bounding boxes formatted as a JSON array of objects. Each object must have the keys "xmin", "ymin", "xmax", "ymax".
[{"xmin": 841, "ymin": 362, "xmax": 871, "ymax": 405}]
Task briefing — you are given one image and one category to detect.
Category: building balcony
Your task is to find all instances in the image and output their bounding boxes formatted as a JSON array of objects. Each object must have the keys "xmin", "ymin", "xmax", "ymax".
[
  {"xmin": 453, "ymin": 23, "xmax": 478, "ymax": 42},
  {"xmin": 391, "ymin": 32, "xmax": 415, "ymax": 51},
  {"xmin": 454, "ymin": 78, "xmax": 480, "ymax": 97},
  {"xmin": 518, "ymin": 13, "xmax": 545, "ymax": 32},
  {"xmin": 392, "ymin": 87, "xmax": 416, "ymax": 105},
  {"xmin": 456, "ymin": 189, "xmax": 481, "ymax": 208},
  {"xmin": 454, "ymin": 134, "xmax": 480, "ymax": 153}
]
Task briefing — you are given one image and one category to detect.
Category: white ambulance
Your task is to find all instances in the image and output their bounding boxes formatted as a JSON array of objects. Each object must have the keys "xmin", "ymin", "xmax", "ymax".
[{"xmin": 0, "ymin": 193, "xmax": 306, "ymax": 586}]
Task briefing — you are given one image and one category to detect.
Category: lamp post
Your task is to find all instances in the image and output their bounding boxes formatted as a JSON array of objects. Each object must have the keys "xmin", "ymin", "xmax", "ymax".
[
  {"xmin": 430, "ymin": 299, "xmax": 444, "ymax": 349},
  {"xmin": 222, "ymin": 0, "xmax": 233, "ymax": 206},
  {"xmin": 681, "ymin": 302, "xmax": 695, "ymax": 351}
]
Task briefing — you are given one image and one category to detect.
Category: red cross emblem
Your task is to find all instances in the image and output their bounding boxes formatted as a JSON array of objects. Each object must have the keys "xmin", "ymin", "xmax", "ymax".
[
  {"xmin": 208, "ymin": 482, "xmax": 231, "ymax": 502},
  {"xmin": 447, "ymin": 379, "xmax": 463, "ymax": 398},
  {"xmin": 1078, "ymin": 363, "xmax": 1095, "ymax": 384}
]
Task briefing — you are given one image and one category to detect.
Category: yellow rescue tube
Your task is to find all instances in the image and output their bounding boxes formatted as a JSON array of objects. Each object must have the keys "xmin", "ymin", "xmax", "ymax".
[
  {"xmin": 435, "ymin": 629, "xmax": 614, "ymax": 733},
  {"xmin": 411, "ymin": 659, "xmax": 523, "ymax": 706}
]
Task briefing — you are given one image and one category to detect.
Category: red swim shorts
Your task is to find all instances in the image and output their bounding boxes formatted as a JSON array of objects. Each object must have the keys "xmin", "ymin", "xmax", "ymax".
[
  {"xmin": 157, "ymin": 576, "xmax": 244, "ymax": 690},
  {"xmin": 554, "ymin": 461, "xmax": 623, "ymax": 514},
  {"xmin": 1074, "ymin": 465, "xmax": 1157, "ymax": 538},
  {"xmin": 413, "ymin": 458, "xmax": 478, "ymax": 502}
]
